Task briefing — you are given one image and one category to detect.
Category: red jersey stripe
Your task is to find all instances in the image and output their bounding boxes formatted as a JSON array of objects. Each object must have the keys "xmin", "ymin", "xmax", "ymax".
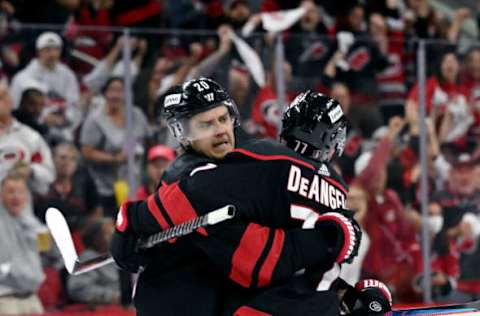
[
  {"xmin": 234, "ymin": 306, "xmax": 272, "ymax": 316},
  {"xmin": 158, "ymin": 182, "xmax": 207, "ymax": 236},
  {"xmin": 147, "ymin": 195, "xmax": 170, "ymax": 231},
  {"xmin": 232, "ymin": 148, "xmax": 315, "ymax": 170},
  {"xmin": 257, "ymin": 229, "xmax": 285, "ymax": 287},
  {"xmin": 230, "ymin": 223, "xmax": 270, "ymax": 288}
]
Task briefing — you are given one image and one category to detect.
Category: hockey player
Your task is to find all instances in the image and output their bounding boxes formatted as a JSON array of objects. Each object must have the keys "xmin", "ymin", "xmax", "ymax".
[{"xmin": 110, "ymin": 78, "xmax": 390, "ymax": 315}]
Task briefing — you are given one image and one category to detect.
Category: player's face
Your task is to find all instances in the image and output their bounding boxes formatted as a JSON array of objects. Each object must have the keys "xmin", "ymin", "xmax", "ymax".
[{"xmin": 189, "ymin": 106, "xmax": 235, "ymax": 159}]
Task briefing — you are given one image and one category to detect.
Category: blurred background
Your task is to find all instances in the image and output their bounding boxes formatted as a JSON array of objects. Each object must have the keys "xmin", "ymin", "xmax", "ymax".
[{"xmin": 0, "ymin": 0, "xmax": 479, "ymax": 314}]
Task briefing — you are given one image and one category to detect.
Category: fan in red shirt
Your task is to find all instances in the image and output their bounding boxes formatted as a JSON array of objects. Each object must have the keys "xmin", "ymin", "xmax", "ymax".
[
  {"xmin": 352, "ymin": 117, "xmax": 419, "ymax": 302},
  {"xmin": 406, "ymin": 51, "xmax": 475, "ymax": 150}
]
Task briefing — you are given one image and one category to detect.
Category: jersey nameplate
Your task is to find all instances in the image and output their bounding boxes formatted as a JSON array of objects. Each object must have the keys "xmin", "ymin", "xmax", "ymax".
[{"xmin": 287, "ymin": 165, "xmax": 346, "ymax": 209}]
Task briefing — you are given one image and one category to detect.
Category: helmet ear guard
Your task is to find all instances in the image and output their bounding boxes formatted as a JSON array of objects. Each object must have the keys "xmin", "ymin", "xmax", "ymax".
[{"xmin": 280, "ymin": 91, "xmax": 348, "ymax": 163}]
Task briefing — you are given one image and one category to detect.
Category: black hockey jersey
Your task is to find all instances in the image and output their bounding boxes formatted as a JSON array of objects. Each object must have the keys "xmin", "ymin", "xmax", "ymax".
[{"xmin": 128, "ymin": 139, "xmax": 347, "ymax": 315}]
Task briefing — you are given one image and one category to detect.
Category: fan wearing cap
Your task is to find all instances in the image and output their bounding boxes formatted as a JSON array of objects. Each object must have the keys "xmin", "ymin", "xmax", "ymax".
[
  {"xmin": 9, "ymin": 32, "xmax": 80, "ymax": 121},
  {"xmin": 135, "ymin": 145, "xmax": 175, "ymax": 200},
  {"xmin": 426, "ymin": 151, "xmax": 480, "ymax": 301}
]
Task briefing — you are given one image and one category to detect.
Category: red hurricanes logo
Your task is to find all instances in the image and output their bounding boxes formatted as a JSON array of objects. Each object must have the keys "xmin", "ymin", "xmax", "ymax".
[{"xmin": 347, "ymin": 47, "xmax": 370, "ymax": 71}]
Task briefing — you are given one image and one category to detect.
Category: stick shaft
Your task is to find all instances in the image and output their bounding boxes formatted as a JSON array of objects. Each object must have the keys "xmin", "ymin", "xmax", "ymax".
[{"xmin": 137, "ymin": 205, "xmax": 235, "ymax": 250}]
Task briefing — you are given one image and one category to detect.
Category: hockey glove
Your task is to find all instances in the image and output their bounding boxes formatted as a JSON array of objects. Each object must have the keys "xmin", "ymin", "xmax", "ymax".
[
  {"xmin": 341, "ymin": 279, "xmax": 392, "ymax": 315},
  {"xmin": 110, "ymin": 201, "xmax": 150, "ymax": 273},
  {"xmin": 315, "ymin": 210, "xmax": 362, "ymax": 264}
]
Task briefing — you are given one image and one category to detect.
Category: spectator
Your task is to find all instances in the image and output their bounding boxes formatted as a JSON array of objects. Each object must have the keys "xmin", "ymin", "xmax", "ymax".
[
  {"xmin": 223, "ymin": 0, "xmax": 253, "ymax": 30},
  {"xmin": 406, "ymin": 52, "xmax": 472, "ymax": 144},
  {"xmin": 353, "ymin": 117, "xmax": 419, "ymax": 302},
  {"xmin": 135, "ymin": 145, "xmax": 175, "ymax": 200},
  {"xmin": 0, "ymin": 173, "xmax": 45, "ymax": 315},
  {"xmin": 285, "ymin": 1, "xmax": 332, "ymax": 86},
  {"xmin": 9, "ymin": 31, "xmax": 81, "ymax": 142},
  {"xmin": 0, "ymin": 84, "xmax": 55, "ymax": 194},
  {"xmin": 12, "ymin": 87, "xmax": 48, "ymax": 136},
  {"xmin": 404, "ymin": 0, "xmax": 442, "ymax": 40},
  {"xmin": 323, "ymin": 3, "xmax": 390, "ymax": 106},
  {"xmin": 444, "ymin": 8, "xmax": 471, "ymax": 43},
  {"xmin": 35, "ymin": 142, "xmax": 101, "ymax": 232},
  {"xmin": 80, "ymin": 77, "xmax": 151, "ymax": 217},
  {"xmin": 67, "ymin": 217, "xmax": 120, "ymax": 305},
  {"xmin": 430, "ymin": 152, "xmax": 480, "ymax": 302}
]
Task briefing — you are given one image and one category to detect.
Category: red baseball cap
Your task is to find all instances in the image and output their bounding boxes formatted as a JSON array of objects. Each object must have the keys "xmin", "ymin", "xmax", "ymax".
[{"xmin": 147, "ymin": 145, "xmax": 175, "ymax": 162}]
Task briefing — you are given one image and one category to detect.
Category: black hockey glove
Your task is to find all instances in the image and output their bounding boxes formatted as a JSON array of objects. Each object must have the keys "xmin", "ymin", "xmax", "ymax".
[
  {"xmin": 315, "ymin": 209, "xmax": 362, "ymax": 264},
  {"xmin": 110, "ymin": 201, "xmax": 150, "ymax": 273},
  {"xmin": 340, "ymin": 279, "xmax": 392, "ymax": 315}
]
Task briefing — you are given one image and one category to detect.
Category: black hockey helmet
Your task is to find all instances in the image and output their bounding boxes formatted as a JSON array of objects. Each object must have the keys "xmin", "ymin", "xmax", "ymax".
[
  {"xmin": 162, "ymin": 78, "xmax": 239, "ymax": 144},
  {"xmin": 280, "ymin": 91, "xmax": 347, "ymax": 163}
]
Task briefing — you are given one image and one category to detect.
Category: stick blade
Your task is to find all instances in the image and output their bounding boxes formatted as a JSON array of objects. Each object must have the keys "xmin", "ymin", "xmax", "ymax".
[{"xmin": 45, "ymin": 207, "xmax": 77, "ymax": 274}]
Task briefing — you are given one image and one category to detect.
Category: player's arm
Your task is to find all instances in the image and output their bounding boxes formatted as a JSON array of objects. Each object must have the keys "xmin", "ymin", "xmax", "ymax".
[
  {"xmin": 190, "ymin": 211, "xmax": 361, "ymax": 289},
  {"xmin": 111, "ymin": 181, "xmax": 361, "ymax": 283}
]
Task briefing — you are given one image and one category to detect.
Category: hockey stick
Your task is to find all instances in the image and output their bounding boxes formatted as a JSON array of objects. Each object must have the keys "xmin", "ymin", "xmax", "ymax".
[
  {"xmin": 392, "ymin": 300, "xmax": 480, "ymax": 315},
  {"xmin": 45, "ymin": 205, "xmax": 236, "ymax": 276}
]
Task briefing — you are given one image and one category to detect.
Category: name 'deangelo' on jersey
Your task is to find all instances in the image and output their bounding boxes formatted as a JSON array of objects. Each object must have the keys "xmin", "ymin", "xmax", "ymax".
[{"xmin": 286, "ymin": 165, "xmax": 346, "ymax": 209}]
